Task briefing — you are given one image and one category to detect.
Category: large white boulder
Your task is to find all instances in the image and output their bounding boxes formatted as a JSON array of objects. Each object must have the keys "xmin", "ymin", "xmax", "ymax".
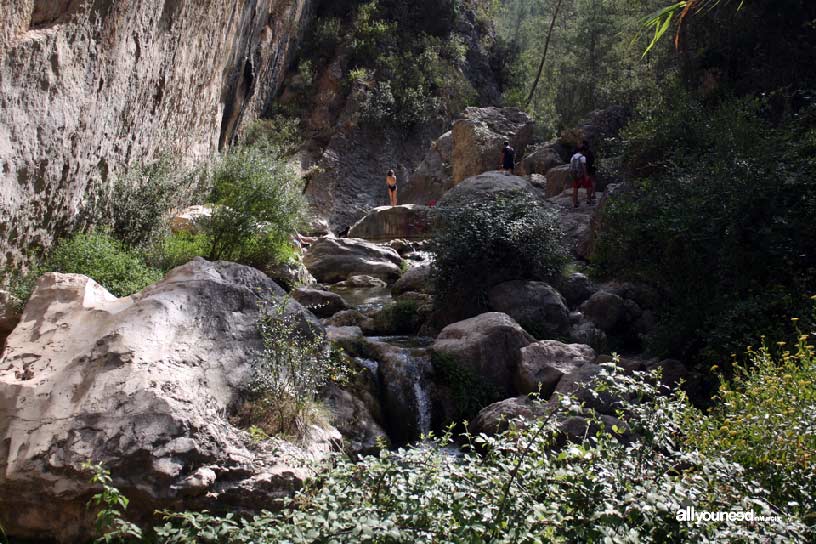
[{"xmin": 0, "ymin": 259, "xmax": 339, "ymax": 542}]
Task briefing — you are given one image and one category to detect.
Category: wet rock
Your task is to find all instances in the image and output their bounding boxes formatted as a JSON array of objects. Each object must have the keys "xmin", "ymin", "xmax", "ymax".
[
  {"xmin": 303, "ymin": 238, "xmax": 405, "ymax": 284},
  {"xmin": 451, "ymin": 107, "xmax": 535, "ymax": 184},
  {"xmin": 432, "ymin": 312, "xmax": 534, "ymax": 397},
  {"xmin": 487, "ymin": 281, "xmax": 570, "ymax": 339},
  {"xmin": 392, "ymin": 264, "xmax": 433, "ymax": 296},
  {"xmin": 323, "ymin": 382, "xmax": 389, "ymax": 456},
  {"xmin": 334, "ymin": 275, "xmax": 389, "ymax": 289},
  {"xmin": 517, "ymin": 341, "xmax": 596, "ymax": 397},
  {"xmin": 292, "ymin": 288, "xmax": 350, "ymax": 318},
  {"xmin": 347, "ymin": 205, "xmax": 433, "ymax": 242},
  {"xmin": 0, "ymin": 259, "xmax": 336, "ymax": 542}
]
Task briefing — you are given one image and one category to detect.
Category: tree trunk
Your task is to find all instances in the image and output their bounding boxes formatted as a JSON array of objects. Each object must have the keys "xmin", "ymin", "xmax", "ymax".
[{"xmin": 525, "ymin": 0, "xmax": 564, "ymax": 107}]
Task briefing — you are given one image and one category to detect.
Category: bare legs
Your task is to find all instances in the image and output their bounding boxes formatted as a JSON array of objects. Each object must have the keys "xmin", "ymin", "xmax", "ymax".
[{"xmin": 389, "ymin": 187, "xmax": 398, "ymax": 206}]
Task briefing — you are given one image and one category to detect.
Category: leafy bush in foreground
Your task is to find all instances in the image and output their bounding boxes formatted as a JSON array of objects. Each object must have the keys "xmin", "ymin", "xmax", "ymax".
[
  {"xmin": 684, "ymin": 336, "xmax": 816, "ymax": 521},
  {"xmin": 430, "ymin": 192, "xmax": 569, "ymax": 322},
  {"xmin": 140, "ymin": 364, "xmax": 810, "ymax": 542}
]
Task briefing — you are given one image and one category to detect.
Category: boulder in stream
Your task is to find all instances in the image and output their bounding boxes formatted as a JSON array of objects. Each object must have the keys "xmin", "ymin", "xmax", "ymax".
[
  {"xmin": 347, "ymin": 205, "xmax": 433, "ymax": 242},
  {"xmin": 304, "ymin": 238, "xmax": 405, "ymax": 284}
]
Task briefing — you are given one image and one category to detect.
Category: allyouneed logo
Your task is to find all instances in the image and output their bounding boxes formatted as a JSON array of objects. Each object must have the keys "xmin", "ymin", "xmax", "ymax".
[{"xmin": 676, "ymin": 506, "xmax": 781, "ymax": 524}]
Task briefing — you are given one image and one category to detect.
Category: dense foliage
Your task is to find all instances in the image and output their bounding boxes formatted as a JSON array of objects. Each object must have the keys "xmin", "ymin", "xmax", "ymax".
[
  {"xmin": 204, "ymin": 148, "xmax": 305, "ymax": 267},
  {"xmin": 9, "ymin": 232, "xmax": 163, "ymax": 302},
  {"xmin": 296, "ymin": 0, "xmax": 482, "ymax": 127},
  {"xmin": 593, "ymin": 91, "xmax": 816, "ymax": 363},
  {"xmin": 430, "ymin": 192, "xmax": 569, "ymax": 321},
  {"xmin": 96, "ymin": 352, "xmax": 814, "ymax": 542}
]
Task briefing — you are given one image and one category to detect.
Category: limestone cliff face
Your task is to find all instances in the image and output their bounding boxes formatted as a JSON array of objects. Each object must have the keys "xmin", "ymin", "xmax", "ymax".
[{"xmin": 0, "ymin": 0, "xmax": 313, "ymax": 268}]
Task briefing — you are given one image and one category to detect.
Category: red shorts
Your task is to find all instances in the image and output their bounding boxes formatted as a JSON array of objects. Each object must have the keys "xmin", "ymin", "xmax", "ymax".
[{"xmin": 573, "ymin": 176, "xmax": 593, "ymax": 189}]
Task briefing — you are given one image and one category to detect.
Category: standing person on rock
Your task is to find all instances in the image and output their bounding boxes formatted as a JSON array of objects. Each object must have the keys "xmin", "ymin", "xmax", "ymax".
[
  {"xmin": 500, "ymin": 141, "xmax": 516, "ymax": 175},
  {"xmin": 386, "ymin": 169, "xmax": 398, "ymax": 206},
  {"xmin": 570, "ymin": 141, "xmax": 595, "ymax": 208}
]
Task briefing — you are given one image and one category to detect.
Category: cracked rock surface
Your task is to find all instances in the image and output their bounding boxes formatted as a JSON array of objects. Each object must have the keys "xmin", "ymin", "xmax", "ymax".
[{"xmin": 0, "ymin": 259, "xmax": 339, "ymax": 542}]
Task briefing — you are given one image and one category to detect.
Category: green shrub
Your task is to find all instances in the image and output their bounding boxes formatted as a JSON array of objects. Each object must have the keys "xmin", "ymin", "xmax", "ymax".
[
  {"xmin": 98, "ymin": 157, "xmax": 206, "ymax": 249},
  {"xmin": 143, "ymin": 232, "xmax": 210, "ymax": 272},
  {"xmin": 593, "ymin": 92, "xmax": 816, "ymax": 363},
  {"xmin": 684, "ymin": 335, "xmax": 816, "ymax": 519},
  {"xmin": 46, "ymin": 232, "xmax": 162, "ymax": 297},
  {"xmin": 430, "ymin": 192, "xmax": 569, "ymax": 321},
  {"xmin": 111, "ymin": 363, "xmax": 810, "ymax": 542},
  {"xmin": 242, "ymin": 115, "xmax": 302, "ymax": 156},
  {"xmin": 204, "ymin": 148, "xmax": 305, "ymax": 265},
  {"xmin": 234, "ymin": 300, "xmax": 348, "ymax": 439}
]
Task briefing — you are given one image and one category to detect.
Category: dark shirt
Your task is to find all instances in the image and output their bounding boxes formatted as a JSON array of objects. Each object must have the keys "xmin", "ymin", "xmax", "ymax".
[
  {"xmin": 584, "ymin": 147, "xmax": 596, "ymax": 176},
  {"xmin": 502, "ymin": 147, "xmax": 515, "ymax": 169}
]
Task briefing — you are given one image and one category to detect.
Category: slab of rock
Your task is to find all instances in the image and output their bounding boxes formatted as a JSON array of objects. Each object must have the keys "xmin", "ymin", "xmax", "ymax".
[
  {"xmin": 451, "ymin": 107, "xmax": 535, "ymax": 184},
  {"xmin": 347, "ymin": 205, "xmax": 433, "ymax": 242},
  {"xmin": 392, "ymin": 264, "xmax": 433, "ymax": 296},
  {"xmin": 519, "ymin": 145, "xmax": 564, "ymax": 177},
  {"xmin": 432, "ymin": 312, "xmax": 534, "ymax": 397},
  {"xmin": 517, "ymin": 341, "xmax": 597, "ymax": 397},
  {"xmin": 264, "ymin": 257, "xmax": 316, "ymax": 292},
  {"xmin": 292, "ymin": 288, "xmax": 350, "ymax": 318},
  {"xmin": 169, "ymin": 205, "xmax": 213, "ymax": 235},
  {"xmin": 303, "ymin": 238, "xmax": 405, "ymax": 284},
  {"xmin": 0, "ymin": 259, "xmax": 339, "ymax": 542},
  {"xmin": 402, "ymin": 130, "xmax": 454, "ymax": 204},
  {"xmin": 487, "ymin": 281, "xmax": 570, "ymax": 339},
  {"xmin": 436, "ymin": 172, "xmax": 542, "ymax": 210}
]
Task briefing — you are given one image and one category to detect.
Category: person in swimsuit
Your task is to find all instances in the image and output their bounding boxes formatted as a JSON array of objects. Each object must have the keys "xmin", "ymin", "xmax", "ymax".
[{"xmin": 386, "ymin": 169, "xmax": 398, "ymax": 206}]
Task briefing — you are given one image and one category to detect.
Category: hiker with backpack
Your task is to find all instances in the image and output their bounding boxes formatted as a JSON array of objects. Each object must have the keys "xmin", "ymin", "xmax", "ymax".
[
  {"xmin": 571, "ymin": 141, "xmax": 595, "ymax": 208},
  {"xmin": 499, "ymin": 141, "xmax": 516, "ymax": 175},
  {"xmin": 386, "ymin": 169, "xmax": 398, "ymax": 206}
]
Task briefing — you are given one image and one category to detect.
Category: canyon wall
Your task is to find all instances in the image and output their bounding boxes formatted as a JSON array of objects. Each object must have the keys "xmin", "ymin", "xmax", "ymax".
[{"xmin": 0, "ymin": 0, "xmax": 313, "ymax": 268}]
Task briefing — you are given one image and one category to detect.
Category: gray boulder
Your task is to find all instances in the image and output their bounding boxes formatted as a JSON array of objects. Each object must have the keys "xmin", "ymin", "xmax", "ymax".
[
  {"xmin": 0, "ymin": 260, "xmax": 338, "ymax": 541},
  {"xmin": 517, "ymin": 341, "xmax": 596, "ymax": 397},
  {"xmin": 402, "ymin": 130, "xmax": 454, "ymax": 204},
  {"xmin": 543, "ymin": 165, "xmax": 574, "ymax": 198},
  {"xmin": 292, "ymin": 287, "xmax": 350, "ymax": 318},
  {"xmin": 347, "ymin": 205, "xmax": 433, "ymax": 242},
  {"xmin": 580, "ymin": 290, "xmax": 627, "ymax": 332},
  {"xmin": 556, "ymin": 272, "xmax": 597, "ymax": 307},
  {"xmin": 392, "ymin": 264, "xmax": 433, "ymax": 296},
  {"xmin": 487, "ymin": 281, "xmax": 570, "ymax": 339},
  {"xmin": 303, "ymin": 238, "xmax": 405, "ymax": 284},
  {"xmin": 432, "ymin": 312, "xmax": 534, "ymax": 397},
  {"xmin": 451, "ymin": 107, "xmax": 535, "ymax": 184},
  {"xmin": 437, "ymin": 172, "xmax": 543, "ymax": 210},
  {"xmin": 519, "ymin": 145, "xmax": 564, "ymax": 177},
  {"xmin": 470, "ymin": 396, "xmax": 551, "ymax": 436}
]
